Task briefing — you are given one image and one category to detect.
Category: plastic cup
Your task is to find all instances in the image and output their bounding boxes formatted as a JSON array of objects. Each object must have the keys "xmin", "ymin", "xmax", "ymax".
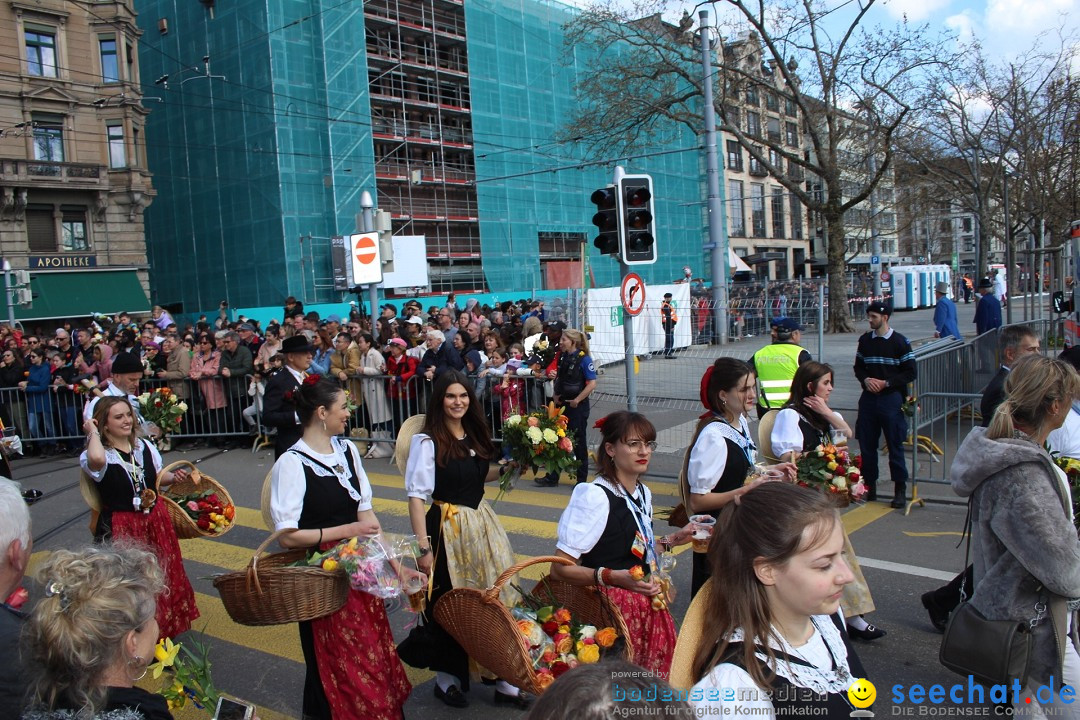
[
  {"xmin": 403, "ymin": 575, "xmax": 427, "ymax": 613},
  {"xmin": 689, "ymin": 514, "xmax": 716, "ymax": 553}
]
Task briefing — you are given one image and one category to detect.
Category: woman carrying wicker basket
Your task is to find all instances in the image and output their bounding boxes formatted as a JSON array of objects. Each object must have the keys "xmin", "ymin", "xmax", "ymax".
[
  {"xmin": 269, "ymin": 376, "xmax": 411, "ymax": 720},
  {"xmin": 549, "ymin": 411, "xmax": 697, "ymax": 678},
  {"xmin": 400, "ymin": 370, "xmax": 527, "ymax": 710},
  {"xmin": 79, "ymin": 396, "xmax": 199, "ymax": 639}
]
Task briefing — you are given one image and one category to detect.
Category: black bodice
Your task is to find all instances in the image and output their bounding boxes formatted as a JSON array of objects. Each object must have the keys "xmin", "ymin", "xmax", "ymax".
[
  {"xmin": 429, "ymin": 438, "xmax": 487, "ymax": 510},
  {"xmin": 579, "ymin": 484, "xmax": 642, "ymax": 571},
  {"xmin": 292, "ymin": 447, "xmax": 364, "ymax": 531}
]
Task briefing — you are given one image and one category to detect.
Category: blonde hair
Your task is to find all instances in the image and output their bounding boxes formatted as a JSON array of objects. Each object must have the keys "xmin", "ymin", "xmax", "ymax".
[
  {"xmin": 562, "ymin": 329, "xmax": 590, "ymax": 355},
  {"xmin": 26, "ymin": 544, "xmax": 164, "ymax": 715},
  {"xmin": 987, "ymin": 354, "xmax": 1080, "ymax": 440}
]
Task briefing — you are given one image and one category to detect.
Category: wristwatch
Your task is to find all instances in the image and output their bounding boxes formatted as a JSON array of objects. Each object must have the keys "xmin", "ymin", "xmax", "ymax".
[{"xmin": 418, "ymin": 546, "xmax": 431, "ymax": 557}]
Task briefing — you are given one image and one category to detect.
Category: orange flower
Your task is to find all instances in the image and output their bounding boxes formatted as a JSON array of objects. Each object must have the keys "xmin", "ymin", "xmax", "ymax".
[
  {"xmin": 628, "ymin": 565, "xmax": 646, "ymax": 581},
  {"xmin": 527, "ymin": 416, "xmax": 541, "ymax": 427},
  {"xmin": 535, "ymin": 671, "xmax": 555, "ymax": 689},
  {"xmin": 555, "ymin": 634, "xmax": 573, "ymax": 654},
  {"xmin": 595, "ymin": 627, "xmax": 617, "ymax": 648},
  {"xmin": 554, "ymin": 607, "xmax": 572, "ymax": 624},
  {"xmin": 546, "ymin": 402, "xmax": 565, "ymax": 420},
  {"xmin": 517, "ymin": 619, "xmax": 535, "ymax": 637}
]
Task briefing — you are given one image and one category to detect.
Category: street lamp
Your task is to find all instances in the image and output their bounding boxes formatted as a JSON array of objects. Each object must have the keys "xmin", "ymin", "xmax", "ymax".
[{"xmin": 1003, "ymin": 170, "xmax": 1014, "ymax": 324}]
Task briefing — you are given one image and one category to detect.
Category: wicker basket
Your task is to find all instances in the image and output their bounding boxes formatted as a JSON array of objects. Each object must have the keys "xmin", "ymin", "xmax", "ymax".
[
  {"xmin": 160, "ymin": 460, "xmax": 236, "ymax": 539},
  {"xmin": 212, "ymin": 529, "xmax": 349, "ymax": 626},
  {"xmin": 432, "ymin": 555, "xmax": 634, "ymax": 694}
]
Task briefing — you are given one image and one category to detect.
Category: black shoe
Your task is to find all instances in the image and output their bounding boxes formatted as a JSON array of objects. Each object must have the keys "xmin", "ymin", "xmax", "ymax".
[
  {"xmin": 921, "ymin": 591, "xmax": 950, "ymax": 632},
  {"xmin": 847, "ymin": 623, "xmax": 887, "ymax": 641},
  {"xmin": 891, "ymin": 495, "xmax": 906, "ymax": 509},
  {"xmin": 533, "ymin": 477, "xmax": 558, "ymax": 487},
  {"xmin": 494, "ymin": 690, "xmax": 533, "ymax": 710},
  {"xmin": 434, "ymin": 684, "xmax": 468, "ymax": 708}
]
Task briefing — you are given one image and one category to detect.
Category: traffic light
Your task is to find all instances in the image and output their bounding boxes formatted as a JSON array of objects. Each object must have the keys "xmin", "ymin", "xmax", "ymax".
[
  {"xmin": 591, "ymin": 186, "xmax": 620, "ymax": 255},
  {"xmin": 619, "ymin": 174, "xmax": 656, "ymax": 265}
]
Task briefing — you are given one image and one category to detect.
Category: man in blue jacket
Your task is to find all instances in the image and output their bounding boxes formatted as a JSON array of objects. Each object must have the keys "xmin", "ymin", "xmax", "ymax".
[
  {"xmin": 932, "ymin": 281, "xmax": 962, "ymax": 340},
  {"xmin": 974, "ymin": 277, "xmax": 1002, "ymax": 335}
]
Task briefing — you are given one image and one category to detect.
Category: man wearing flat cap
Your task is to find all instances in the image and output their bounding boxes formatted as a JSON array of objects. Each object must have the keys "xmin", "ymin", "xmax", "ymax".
[
  {"xmin": 854, "ymin": 301, "xmax": 916, "ymax": 509},
  {"xmin": 750, "ymin": 317, "xmax": 811, "ymax": 418},
  {"xmin": 262, "ymin": 335, "xmax": 315, "ymax": 458},
  {"xmin": 932, "ymin": 281, "xmax": 962, "ymax": 340}
]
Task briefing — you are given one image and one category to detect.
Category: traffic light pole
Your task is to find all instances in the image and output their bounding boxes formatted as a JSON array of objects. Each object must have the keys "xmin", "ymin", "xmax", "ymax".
[
  {"xmin": 699, "ymin": 11, "xmax": 729, "ymax": 345},
  {"xmin": 360, "ymin": 191, "xmax": 379, "ymax": 319},
  {"xmin": 613, "ymin": 166, "xmax": 638, "ymax": 412}
]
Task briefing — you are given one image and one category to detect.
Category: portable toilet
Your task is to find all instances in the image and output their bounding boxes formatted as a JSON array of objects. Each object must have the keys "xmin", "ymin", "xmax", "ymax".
[
  {"xmin": 917, "ymin": 266, "xmax": 936, "ymax": 307},
  {"xmin": 930, "ymin": 265, "xmax": 952, "ymax": 299},
  {"xmin": 892, "ymin": 268, "xmax": 916, "ymax": 310}
]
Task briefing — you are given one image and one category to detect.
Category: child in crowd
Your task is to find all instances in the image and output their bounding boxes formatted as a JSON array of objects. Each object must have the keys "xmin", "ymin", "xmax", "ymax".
[{"xmin": 492, "ymin": 348, "xmax": 526, "ymax": 463}]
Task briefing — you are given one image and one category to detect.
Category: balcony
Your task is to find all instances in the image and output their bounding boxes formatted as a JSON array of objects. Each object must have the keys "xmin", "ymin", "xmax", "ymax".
[
  {"xmin": 375, "ymin": 161, "xmax": 474, "ymax": 184},
  {"xmin": 371, "ymin": 119, "xmax": 472, "ymax": 147},
  {"xmin": 748, "ymin": 162, "xmax": 769, "ymax": 178},
  {"xmin": 0, "ymin": 158, "xmax": 110, "ymax": 190}
]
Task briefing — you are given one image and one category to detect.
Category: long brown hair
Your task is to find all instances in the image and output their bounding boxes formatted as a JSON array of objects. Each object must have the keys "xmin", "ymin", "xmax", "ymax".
[
  {"xmin": 422, "ymin": 370, "xmax": 495, "ymax": 465},
  {"xmin": 691, "ymin": 483, "xmax": 839, "ymax": 689},
  {"xmin": 782, "ymin": 361, "xmax": 834, "ymax": 434},
  {"xmin": 92, "ymin": 396, "xmax": 140, "ymax": 447}
]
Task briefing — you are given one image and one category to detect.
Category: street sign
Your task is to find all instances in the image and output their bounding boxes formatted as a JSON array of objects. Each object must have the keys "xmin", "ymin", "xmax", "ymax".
[
  {"xmin": 880, "ymin": 271, "xmax": 891, "ymax": 282},
  {"xmin": 349, "ymin": 232, "xmax": 383, "ymax": 286},
  {"xmin": 621, "ymin": 272, "xmax": 645, "ymax": 316},
  {"xmin": 870, "ymin": 255, "xmax": 880, "ymax": 265}
]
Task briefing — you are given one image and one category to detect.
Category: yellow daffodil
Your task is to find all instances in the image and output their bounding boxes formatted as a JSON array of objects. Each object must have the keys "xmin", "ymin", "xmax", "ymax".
[{"xmin": 150, "ymin": 637, "xmax": 180, "ymax": 678}]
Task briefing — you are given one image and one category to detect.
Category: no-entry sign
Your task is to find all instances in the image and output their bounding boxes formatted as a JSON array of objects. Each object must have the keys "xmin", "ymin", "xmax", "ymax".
[
  {"xmin": 349, "ymin": 232, "xmax": 382, "ymax": 286},
  {"xmin": 621, "ymin": 272, "xmax": 646, "ymax": 316}
]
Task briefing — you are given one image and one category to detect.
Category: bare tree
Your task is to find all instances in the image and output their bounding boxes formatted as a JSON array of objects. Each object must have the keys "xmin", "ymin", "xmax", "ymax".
[{"xmin": 561, "ymin": 0, "xmax": 951, "ymax": 331}]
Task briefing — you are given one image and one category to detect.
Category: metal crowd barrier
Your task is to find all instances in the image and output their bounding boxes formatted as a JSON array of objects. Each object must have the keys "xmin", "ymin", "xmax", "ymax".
[{"xmin": 906, "ymin": 391, "xmax": 982, "ymax": 511}]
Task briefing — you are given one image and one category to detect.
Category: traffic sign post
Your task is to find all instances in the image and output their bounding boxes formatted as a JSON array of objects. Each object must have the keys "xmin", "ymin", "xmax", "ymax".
[
  {"xmin": 621, "ymin": 272, "xmax": 646, "ymax": 316},
  {"xmin": 349, "ymin": 232, "xmax": 383, "ymax": 287},
  {"xmin": 870, "ymin": 254, "xmax": 882, "ymax": 273}
]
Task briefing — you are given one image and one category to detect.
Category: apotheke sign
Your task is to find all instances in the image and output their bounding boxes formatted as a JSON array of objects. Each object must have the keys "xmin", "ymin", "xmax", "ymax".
[{"xmin": 30, "ymin": 255, "xmax": 97, "ymax": 269}]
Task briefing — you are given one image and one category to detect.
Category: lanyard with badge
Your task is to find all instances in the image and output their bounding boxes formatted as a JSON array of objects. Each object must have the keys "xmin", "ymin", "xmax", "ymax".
[{"xmin": 615, "ymin": 480, "xmax": 657, "ymax": 568}]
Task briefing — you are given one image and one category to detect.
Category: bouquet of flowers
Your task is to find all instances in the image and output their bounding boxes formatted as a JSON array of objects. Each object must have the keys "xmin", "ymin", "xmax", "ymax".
[
  {"xmin": 173, "ymin": 489, "xmax": 235, "ymax": 534},
  {"xmin": 301, "ymin": 533, "xmax": 423, "ymax": 605},
  {"xmin": 496, "ymin": 402, "xmax": 579, "ymax": 501},
  {"xmin": 901, "ymin": 395, "xmax": 919, "ymax": 417},
  {"xmin": 151, "ymin": 636, "xmax": 221, "ymax": 714},
  {"xmin": 137, "ymin": 386, "xmax": 188, "ymax": 435},
  {"xmin": 510, "ymin": 588, "xmax": 619, "ymax": 690},
  {"xmin": 795, "ymin": 443, "xmax": 867, "ymax": 503},
  {"xmin": 1053, "ymin": 456, "xmax": 1080, "ymax": 527}
]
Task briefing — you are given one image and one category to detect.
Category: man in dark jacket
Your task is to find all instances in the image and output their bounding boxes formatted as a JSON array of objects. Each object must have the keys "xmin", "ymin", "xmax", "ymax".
[
  {"xmin": 419, "ymin": 329, "xmax": 464, "ymax": 381},
  {"xmin": 262, "ymin": 335, "xmax": 313, "ymax": 458},
  {"xmin": 218, "ymin": 332, "xmax": 254, "ymax": 445}
]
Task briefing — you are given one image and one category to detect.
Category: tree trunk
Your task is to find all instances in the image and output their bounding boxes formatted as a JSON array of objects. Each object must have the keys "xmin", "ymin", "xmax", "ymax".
[{"xmin": 826, "ymin": 211, "xmax": 856, "ymax": 333}]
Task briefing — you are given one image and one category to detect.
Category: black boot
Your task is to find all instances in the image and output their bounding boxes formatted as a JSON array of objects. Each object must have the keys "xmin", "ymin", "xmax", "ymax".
[{"xmin": 891, "ymin": 482, "xmax": 907, "ymax": 509}]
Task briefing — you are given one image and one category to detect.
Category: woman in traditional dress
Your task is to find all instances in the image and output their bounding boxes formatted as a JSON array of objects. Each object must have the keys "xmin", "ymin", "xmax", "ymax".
[
  {"xmin": 770, "ymin": 361, "xmax": 886, "ymax": 641},
  {"xmin": 79, "ymin": 397, "xmax": 198, "ymax": 639},
  {"xmin": 269, "ymin": 376, "xmax": 411, "ymax": 720},
  {"xmin": 549, "ymin": 411, "xmax": 697, "ymax": 678},
  {"xmin": 401, "ymin": 369, "xmax": 527, "ymax": 709},
  {"xmin": 687, "ymin": 483, "xmax": 867, "ymax": 718},
  {"xmin": 682, "ymin": 358, "xmax": 793, "ymax": 598}
]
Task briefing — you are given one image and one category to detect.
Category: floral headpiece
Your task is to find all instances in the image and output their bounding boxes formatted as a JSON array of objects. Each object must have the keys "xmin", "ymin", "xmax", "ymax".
[
  {"xmin": 698, "ymin": 365, "xmax": 716, "ymax": 419},
  {"xmin": 302, "ymin": 373, "xmax": 322, "ymax": 386},
  {"xmin": 593, "ymin": 416, "xmax": 607, "ymax": 431}
]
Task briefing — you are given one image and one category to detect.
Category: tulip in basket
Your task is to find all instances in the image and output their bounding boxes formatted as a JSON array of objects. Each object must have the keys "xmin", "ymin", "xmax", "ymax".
[
  {"xmin": 795, "ymin": 443, "xmax": 867, "ymax": 507},
  {"xmin": 496, "ymin": 402, "xmax": 579, "ymax": 501}
]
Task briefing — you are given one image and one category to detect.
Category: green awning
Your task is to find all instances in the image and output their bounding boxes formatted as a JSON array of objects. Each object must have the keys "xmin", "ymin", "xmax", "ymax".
[{"xmin": 13, "ymin": 269, "xmax": 150, "ymax": 322}]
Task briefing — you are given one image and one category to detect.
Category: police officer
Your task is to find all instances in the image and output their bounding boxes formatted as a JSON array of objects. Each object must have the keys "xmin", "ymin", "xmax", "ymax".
[
  {"xmin": 750, "ymin": 318, "xmax": 811, "ymax": 418},
  {"xmin": 660, "ymin": 293, "xmax": 678, "ymax": 358},
  {"xmin": 854, "ymin": 301, "xmax": 917, "ymax": 508},
  {"xmin": 543, "ymin": 329, "xmax": 597, "ymax": 487}
]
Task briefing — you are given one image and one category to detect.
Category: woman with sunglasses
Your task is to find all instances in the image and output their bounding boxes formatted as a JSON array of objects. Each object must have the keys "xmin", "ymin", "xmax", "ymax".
[
  {"xmin": 189, "ymin": 335, "xmax": 225, "ymax": 439},
  {"xmin": 549, "ymin": 411, "xmax": 697, "ymax": 678}
]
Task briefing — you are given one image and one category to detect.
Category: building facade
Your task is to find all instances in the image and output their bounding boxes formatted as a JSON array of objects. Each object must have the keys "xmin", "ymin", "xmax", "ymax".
[{"xmin": 0, "ymin": 0, "xmax": 152, "ymax": 322}]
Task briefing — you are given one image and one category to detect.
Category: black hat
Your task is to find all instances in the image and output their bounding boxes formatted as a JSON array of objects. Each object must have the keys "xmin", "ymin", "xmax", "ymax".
[
  {"xmin": 111, "ymin": 351, "xmax": 142, "ymax": 375},
  {"xmin": 663, "ymin": 292, "xmax": 673, "ymax": 299},
  {"xmin": 382, "ymin": 303, "xmax": 398, "ymax": 315},
  {"xmin": 866, "ymin": 301, "xmax": 891, "ymax": 316},
  {"xmin": 775, "ymin": 318, "xmax": 804, "ymax": 333},
  {"xmin": 977, "ymin": 277, "xmax": 993, "ymax": 289},
  {"xmin": 281, "ymin": 335, "xmax": 315, "ymax": 354},
  {"xmin": 544, "ymin": 320, "xmax": 567, "ymax": 331}
]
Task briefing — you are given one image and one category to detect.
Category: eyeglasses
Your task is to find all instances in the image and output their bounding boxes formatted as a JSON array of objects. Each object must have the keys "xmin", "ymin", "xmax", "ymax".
[
  {"xmin": 623, "ymin": 440, "xmax": 658, "ymax": 452},
  {"xmin": 27, "ymin": 340, "xmax": 39, "ymax": 344}
]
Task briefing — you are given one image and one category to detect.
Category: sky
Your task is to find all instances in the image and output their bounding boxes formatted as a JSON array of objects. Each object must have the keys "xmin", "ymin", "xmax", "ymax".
[{"xmin": 560, "ymin": 0, "xmax": 1079, "ymax": 65}]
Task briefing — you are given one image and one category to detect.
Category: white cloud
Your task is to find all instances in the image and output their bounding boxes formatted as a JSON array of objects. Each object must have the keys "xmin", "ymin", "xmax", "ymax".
[
  {"xmin": 881, "ymin": 0, "xmax": 953, "ymax": 22},
  {"xmin": 944, "ymin": 11, "xmax": 978, "ymax": 42},
  {"xmin": 984, "ymin": 0, "xmax": 1076, "ymax": 34}
]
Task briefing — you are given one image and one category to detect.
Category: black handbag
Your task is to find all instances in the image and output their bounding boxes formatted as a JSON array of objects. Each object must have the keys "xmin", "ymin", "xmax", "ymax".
[{"xmin": 938, "ymin": 471, "xmax": 1062, "ymax": 687}]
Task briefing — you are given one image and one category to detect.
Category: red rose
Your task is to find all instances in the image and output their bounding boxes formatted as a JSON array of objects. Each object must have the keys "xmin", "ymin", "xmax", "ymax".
[
  {"xmin": 551, "ymin": 661, "xmax": 570, "ymax": 678},
  {"xmin": 196, "ymin": 516, "xmax": 211, "ymax": 530},
  {"xmin": 541, "ymin": 620, "xmax": 559, "ymax": 637},
  {"xmin": 208, "ymin": 494, "xmax": 220, "ymax": 504}
]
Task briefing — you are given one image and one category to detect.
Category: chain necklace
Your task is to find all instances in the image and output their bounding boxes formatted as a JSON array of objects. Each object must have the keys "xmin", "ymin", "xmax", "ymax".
[{"xmin": 777, "ymin": 617, "xmax": 856, "ymax": 711}]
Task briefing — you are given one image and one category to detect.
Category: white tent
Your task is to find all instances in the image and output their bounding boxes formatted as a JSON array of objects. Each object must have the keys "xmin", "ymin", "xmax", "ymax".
[{"xmin": 730, "ymin": 249, "xmax": 752, "ymax": 273}]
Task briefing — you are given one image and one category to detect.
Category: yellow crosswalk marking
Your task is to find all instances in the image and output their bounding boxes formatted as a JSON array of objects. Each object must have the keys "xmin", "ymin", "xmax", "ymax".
[{"xmin": 842, "ymin": 502, "xmax": 896, "ymax": 534}]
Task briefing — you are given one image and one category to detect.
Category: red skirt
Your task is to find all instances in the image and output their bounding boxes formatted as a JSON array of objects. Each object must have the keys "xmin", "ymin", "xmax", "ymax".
[
  {"xmin": 110, "ymin": 502, "xmax": 199, "ymax": 639},
  {"xmin": 602, "ymin": 586, "xmax": 677, "ymax": 678},
  {"xmin": 312, "ymin": 589, "xmax": 412, "ymax": 719}
]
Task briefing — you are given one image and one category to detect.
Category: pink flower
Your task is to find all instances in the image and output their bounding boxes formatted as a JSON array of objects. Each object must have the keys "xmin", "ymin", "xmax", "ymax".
[
  {"xmin": 186, "ymin": 501, "xmax": 200, "ymax": 512},
  {"xmin": 559, "ymin": 437, "xmax": 573, "ymax": 453},
  {"xmin": 527, "ymin": 416, "xmax": 540, "ymax": 427}
]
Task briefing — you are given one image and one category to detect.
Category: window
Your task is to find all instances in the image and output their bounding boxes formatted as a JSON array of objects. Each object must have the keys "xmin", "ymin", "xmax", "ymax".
[
  {"xmin": 745, "ymin": 85, "xmax": 759, "ymax": 105},
  {"xmin": 26, "ymin": 205, "xmax": 56, "ymax": 252},
  {"xmin": 771, "ymin": 188, "xmax": 785, "ymax": 238},
  {"xmin": 939, "ymin": 218, "xmax": 952, "ymax": 233},
  {"xmin": 790, "ymin": 191, "xmax": 803, "ymax": 239},
  {"xmin": 765, "ymin": 92, "xmax": 779, "ymax": 112},
  {"xmin": 785, "ymin": 97, "xmax": 798, "ymax": 116},
  {"xmin": 747, "ymin": 111, "xmax": 761, "ymax": 138},
  {"xmin": 726, "ymin": 140, "xmax": 742, "ymax": 172},
  {"xmin": 132, "ymin": 126, "xmax": 140, "ymax": 167},
  {"xmin": 100, "ymin": 37, "xmax": 119, "ymax": 82},
  {"xmin": 107, "ymin": 123, "xmax": 125, "ymax": 167},
  {"xmin": 728, "ymin": 181, "xmax": 745, "ymax": 237},
  {"xmin": 25, "ymin": 28, "xmax": 58, "ymax": 77},
  {"xmin": 750, "ymin": 183, "xmax": 766, "ymax": 237},
  {"xmin": 766, "ymin": 117, "xmax": 781, "ymax": 142},
  {"xmin": 768, "ymin": 148, "xmax": 782, "ymax": 172},
  {"xmin": 722, "ymin": 105, "xmax": 740, "ymax": 127},
  {"xmin": 962, "ymin": 217, "xmax": 973, "ymax": 232},
  {"xmin": 785, "ymin": 121, "xmax": 799, "ymax": 146},
  {"xmin": 61, "ymin": 206, "xmax": 88, "ymax": 251},
  {"xmin": 32, "ymin": 115, "xmax": 64, "ymax": 162}
]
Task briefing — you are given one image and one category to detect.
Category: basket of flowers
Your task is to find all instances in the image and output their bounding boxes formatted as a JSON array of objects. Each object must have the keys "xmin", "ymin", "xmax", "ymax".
[
  {"xmin": 432, "ymin": 555, "xmax": 631, "ymax": 694},
  {"xmin": 794, "ymin": 443, "xmax": 867, "ymax": 507},
  {"xmin": 212, "ymin": 529, "xmax": 349, "ymax": 626},
  {"xmin": 495, "ymin": 403, "xmax": 579, "ymax": 501},
  {"xmin": 160, "ymin": 460, "xmax": 237, "ymax": 539}
]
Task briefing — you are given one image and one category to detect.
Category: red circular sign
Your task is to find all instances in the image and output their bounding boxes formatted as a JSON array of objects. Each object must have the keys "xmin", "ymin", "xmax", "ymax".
[
  {"xmin": 621, "ymin": 272, "xmax": 646, "ymax": 316},
  {"xmin": 880, "ymin": 271, "xmax": 891, "ymax": 281},
  {"xmin": 354, "ymin": 235, "xmax": 377, "ymax": 265}
]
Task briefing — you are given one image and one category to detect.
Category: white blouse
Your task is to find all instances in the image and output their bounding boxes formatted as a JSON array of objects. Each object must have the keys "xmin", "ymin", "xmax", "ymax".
[
  {"xmin": 80, "ymin": 438, "xmax": 163, "ymax": 482},
  {"xmin": 270, "ymin": 437, "xmax": 372, "ymax": 531},
  {"xmin": 686, "ymin": 417, "xmax": 756, "ymax": 495},
  {"xmin": 404, "ymin": 434, "xmax": 437, "ymax": 501},
  {"xmin": 771, "ymin": 408, "xmax": 845, "ymax": 458},
  {"xmin": 691, "ymin": 613, "xmax": 851, "ymax": 718},
  {"xmin": 556, "ymin": 476, "xmax": 653, "ymax": 558}
]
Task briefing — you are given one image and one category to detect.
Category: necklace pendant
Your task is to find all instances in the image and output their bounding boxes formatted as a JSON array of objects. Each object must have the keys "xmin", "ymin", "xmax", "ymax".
[{"xmin": 333, "ymin": 464, "xmax": 344, "ymax": 474}]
